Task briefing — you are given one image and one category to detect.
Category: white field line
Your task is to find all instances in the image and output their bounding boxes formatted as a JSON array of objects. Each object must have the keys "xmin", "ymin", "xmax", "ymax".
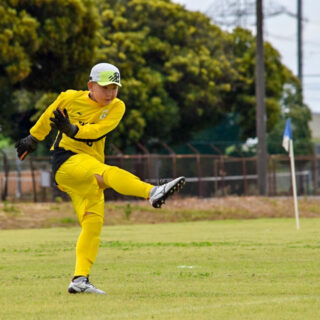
[
  {"xmin": 177, "ymin": 265, "xmax": 198, "ymax": 269},
  {"xmin": 108, "ymin": 296, "xmax": 319, "ymax": 319}
]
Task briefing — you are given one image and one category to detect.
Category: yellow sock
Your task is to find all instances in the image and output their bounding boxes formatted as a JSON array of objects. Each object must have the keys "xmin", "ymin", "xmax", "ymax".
[
  {"xmin": 103, "ymin": 166, "xmax": 153, "ymax": 199},
  {"xmin": 74, "ymin": 213, "xmax": 103, "ymax": 277}
]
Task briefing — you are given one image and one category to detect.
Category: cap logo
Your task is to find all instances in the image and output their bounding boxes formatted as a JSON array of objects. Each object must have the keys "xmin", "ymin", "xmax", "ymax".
[
  {"xmin": 109, "ymin": 72, "xmax": 120, "ymax": 83},
  {"xmin": 99, "ymin": 71, "xmax": 120, "ymax": 84}
]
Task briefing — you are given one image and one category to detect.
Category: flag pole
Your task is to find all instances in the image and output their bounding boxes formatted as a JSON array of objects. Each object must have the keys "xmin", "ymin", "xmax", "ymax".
[{"xmin": 289, "ymin": 139, "xmax": 300, "ymax": 230}]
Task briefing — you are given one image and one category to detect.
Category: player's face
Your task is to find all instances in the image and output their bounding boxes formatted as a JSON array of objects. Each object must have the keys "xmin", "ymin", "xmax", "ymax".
[{"xmin": 88, "ymin": 82, "xmax": 119, "ymax": 106}]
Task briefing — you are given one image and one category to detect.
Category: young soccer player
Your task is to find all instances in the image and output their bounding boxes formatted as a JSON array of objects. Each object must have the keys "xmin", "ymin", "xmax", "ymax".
[{"xmin": 15, "ymin": 63, "xmax": 185, "ymax": 295}]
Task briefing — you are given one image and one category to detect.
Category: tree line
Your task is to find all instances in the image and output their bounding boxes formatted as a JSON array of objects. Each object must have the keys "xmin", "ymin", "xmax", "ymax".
[{"xmin": 0, "ymin": 0, "xmax": 313, "ymax": 155}]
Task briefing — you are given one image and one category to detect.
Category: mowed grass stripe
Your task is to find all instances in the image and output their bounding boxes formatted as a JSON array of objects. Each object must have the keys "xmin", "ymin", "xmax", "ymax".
[
  {"xmin": 107, "ymin": 296, "xmax": 319, "ymax": 320},
  {"xmin": 1, "ymin": 218, "xmax": 320, "ymax": 320}
]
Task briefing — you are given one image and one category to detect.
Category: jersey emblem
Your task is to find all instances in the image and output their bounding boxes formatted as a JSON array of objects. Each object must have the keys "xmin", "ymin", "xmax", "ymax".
[{"xmin": 100, "ymin": 109, "xmax": 109, "ymax": 119}]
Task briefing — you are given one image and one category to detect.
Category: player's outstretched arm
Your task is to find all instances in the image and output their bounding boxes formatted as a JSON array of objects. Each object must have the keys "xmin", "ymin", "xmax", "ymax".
[{"xmin": 15, "ymin": 135, "xmax": 39, "ymax": 160}]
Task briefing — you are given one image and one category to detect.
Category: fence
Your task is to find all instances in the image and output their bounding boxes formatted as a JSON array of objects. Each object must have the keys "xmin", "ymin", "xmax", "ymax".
[{"xmin": 0, "ymin": 152, "xmax": 318, "ymax": 202}]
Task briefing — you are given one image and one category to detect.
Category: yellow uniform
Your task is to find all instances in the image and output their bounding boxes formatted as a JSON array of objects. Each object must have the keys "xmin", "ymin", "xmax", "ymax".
[
  {"xmin": 31, "ymin": 89, "xmax": 125, "ymax": 163},
  {"xmin": 30, "ymin": 89, "xmax": 153, "ymax": 277}
]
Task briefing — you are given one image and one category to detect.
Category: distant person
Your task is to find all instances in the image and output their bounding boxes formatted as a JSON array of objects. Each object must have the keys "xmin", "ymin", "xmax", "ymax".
[{"xmin": 15, "ymin": 63, "xmax": 185, "ymax": 295}]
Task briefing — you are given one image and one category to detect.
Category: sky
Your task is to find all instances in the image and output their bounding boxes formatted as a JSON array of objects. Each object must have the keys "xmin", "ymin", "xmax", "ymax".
[{"xmin": 173, "ymin": 0, "xmax": 320, "ymax": 113}]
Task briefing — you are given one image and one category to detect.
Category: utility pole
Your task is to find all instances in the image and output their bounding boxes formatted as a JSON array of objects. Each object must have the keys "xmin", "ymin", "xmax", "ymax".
[
  {"xmin": 255, "ymin": 0, "xmax": 268, "ymax": 195},
  {"xmin": 297, "ymin": 0, "xmax": 303, "ymax": 88}
]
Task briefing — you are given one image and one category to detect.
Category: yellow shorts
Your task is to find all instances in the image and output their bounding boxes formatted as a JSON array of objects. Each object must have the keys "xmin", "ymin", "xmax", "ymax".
[{"xmin": 55, "ymin": 153, "xmax": 106, "ymax": 223}]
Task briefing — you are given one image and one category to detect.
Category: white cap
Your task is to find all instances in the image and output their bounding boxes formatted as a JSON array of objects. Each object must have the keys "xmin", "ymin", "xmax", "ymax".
[{"xmin": 89, "ymin": 63, "xmax": 122, "ymax": 87}]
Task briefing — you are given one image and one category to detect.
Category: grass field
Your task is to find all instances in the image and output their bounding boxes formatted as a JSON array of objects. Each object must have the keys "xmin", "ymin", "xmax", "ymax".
[{"xmin": 1, "ymin": 218, "xmax": 320, "ymax": 319}]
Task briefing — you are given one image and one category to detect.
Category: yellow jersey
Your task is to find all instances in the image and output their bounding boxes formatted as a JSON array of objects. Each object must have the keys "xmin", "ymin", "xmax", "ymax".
[{"xmin": 30, "ymin": 89, "xmax": 125, "ymax": 174}]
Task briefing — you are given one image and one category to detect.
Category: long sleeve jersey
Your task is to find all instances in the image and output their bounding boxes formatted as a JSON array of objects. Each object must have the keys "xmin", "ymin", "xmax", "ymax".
[{"xmin": 30, "ymin": 89, "xmax": 125, "ymax": 174}]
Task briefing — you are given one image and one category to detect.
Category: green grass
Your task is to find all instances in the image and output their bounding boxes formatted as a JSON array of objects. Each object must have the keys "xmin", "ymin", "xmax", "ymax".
[{"xmin": 1, "ymin": 218, "xmax": 320, "ymax": 319}]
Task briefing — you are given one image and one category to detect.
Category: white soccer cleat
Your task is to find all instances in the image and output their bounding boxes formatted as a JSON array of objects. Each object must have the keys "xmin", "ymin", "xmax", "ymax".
[
  {"xmin": 68, "ymin": 276, "xmax": 106, "ymax": 295},
  {"xmin": 149, "ymin": 176, "xmax": 186, "ymax": 208}
]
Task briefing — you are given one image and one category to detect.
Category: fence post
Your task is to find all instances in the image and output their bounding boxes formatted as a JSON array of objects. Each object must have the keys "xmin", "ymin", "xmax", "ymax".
[
  {"xmin": 267, "ymin": 155, "xmax": 272, "ymax": 195},
  {"xmin": 219, "ymin": 156, "xmax": 226, "ymax": 197},
  {"xmin": 187, "ymin": 143, "xmax": 203, "ymax": 197},
  {"xmin": 16, "ymin": 157, "xmax": 22, "ymax": 199},
  {"xmin": 0, "ymin": 150, "xmax": 9, "ymax": 201},
  {"xmin": 29, "ymin": 157, "xmax": 37, "ymax": 202},
  {"xmin": 242, "ymin": 158, "xmax": 248, "ymax": 195},
  {"xmin": 213, "ymin": 159, "xmax": 218, "ymax": 196},
  {"xmin": 272, "ymin": 157, "xmax": 277, "ymax": 196},
  {"xmin": 312, "ymin": 154, "xmax": 318, "ymax": 195}
]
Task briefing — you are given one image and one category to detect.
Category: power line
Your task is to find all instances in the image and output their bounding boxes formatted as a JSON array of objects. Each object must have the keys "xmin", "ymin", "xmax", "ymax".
[
  {"xmin": 206, "ymin": 0, "xmax": 301, "ymax": 28},
  {"xmin": 266, "ymin": 32, "xmax": 296, "ymax": 41},
  {"xmin": 304, "ymin": 40, "xmax": 320, "ymax": 47},
  {"xmin": 266, "ymin": 34, "xmax": 320, "ymax": 48},
  {"xmin": 305, "ymin": 19, "xmax": 320, "ymax": 27}
]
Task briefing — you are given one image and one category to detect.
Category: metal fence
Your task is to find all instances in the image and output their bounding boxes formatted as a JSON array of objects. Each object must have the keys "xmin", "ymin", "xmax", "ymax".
[{"xmin": 0, "ymin": 152, "xmax": 318, "ymax": 202}]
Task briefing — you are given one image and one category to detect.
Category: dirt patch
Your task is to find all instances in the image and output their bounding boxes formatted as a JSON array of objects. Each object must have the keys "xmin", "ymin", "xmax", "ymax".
[{"xmin": 1, "ymin": 196, "xmax": 320, "ymax": 229}]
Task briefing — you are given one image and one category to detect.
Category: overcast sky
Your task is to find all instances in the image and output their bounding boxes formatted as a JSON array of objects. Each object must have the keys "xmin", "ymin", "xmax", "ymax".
[{"xmin": 173, "ymin": 0, "xmax": 320, "ymax": 113}]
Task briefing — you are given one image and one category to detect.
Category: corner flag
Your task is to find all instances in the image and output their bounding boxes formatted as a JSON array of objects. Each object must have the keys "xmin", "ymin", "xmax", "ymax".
[
  {"xmin": 282, "ymin": 119, "xmax": 292, "ymax": 152},
  {"xmin": 282, "ymin": 118, "xmax": 300, "ymax": 230}
]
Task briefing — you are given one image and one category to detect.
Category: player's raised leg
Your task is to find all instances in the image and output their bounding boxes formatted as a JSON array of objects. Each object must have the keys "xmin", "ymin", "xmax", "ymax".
[{"xmin": 101, "ymin": 166, "xmax": 185, "ymax": 208}]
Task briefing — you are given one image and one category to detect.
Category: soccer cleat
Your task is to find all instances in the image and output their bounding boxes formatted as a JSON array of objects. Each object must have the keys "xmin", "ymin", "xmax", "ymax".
[
  {"xmin": 68, "ymin": 276, "xmax": 106, "ymax": 295},
  {"xmin": 149, "ymin": 176, "xmax": 185, "ymax": 208}
]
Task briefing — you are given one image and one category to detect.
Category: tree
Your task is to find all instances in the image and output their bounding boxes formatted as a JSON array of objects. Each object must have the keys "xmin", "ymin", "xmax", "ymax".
[
  {"xmin": 96, "ymin": 0, "xmax": 310, "ymax": 152},
  {"xmin": 0, "ymin": 0, "xmax": 312, "ymax": 156},
  {"xmin": 0, "ymin": 0, "xmax": 101, "ymax": 140},
  {"xmin": 95, "ymin": 0, "xmax": 237, "ymax": 149},
  {"xmin": 267, "ymin": 83, "xmax": 313, "ymax": 155}
]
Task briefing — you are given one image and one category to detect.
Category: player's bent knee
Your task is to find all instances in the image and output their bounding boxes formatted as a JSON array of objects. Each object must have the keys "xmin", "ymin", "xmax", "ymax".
[{"xmin": 95, "ymin": 174, "xmax": 108, "ymax": 189}]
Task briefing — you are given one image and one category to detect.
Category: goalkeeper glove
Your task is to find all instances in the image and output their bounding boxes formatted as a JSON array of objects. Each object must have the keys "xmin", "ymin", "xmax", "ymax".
[
  {"xmin": 50, "ymin": 108, "xmax": 78, "ymax": 137},
  {"xmin": 15, "ymin": 135, "xmax": 39, "ymax": 160}
]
